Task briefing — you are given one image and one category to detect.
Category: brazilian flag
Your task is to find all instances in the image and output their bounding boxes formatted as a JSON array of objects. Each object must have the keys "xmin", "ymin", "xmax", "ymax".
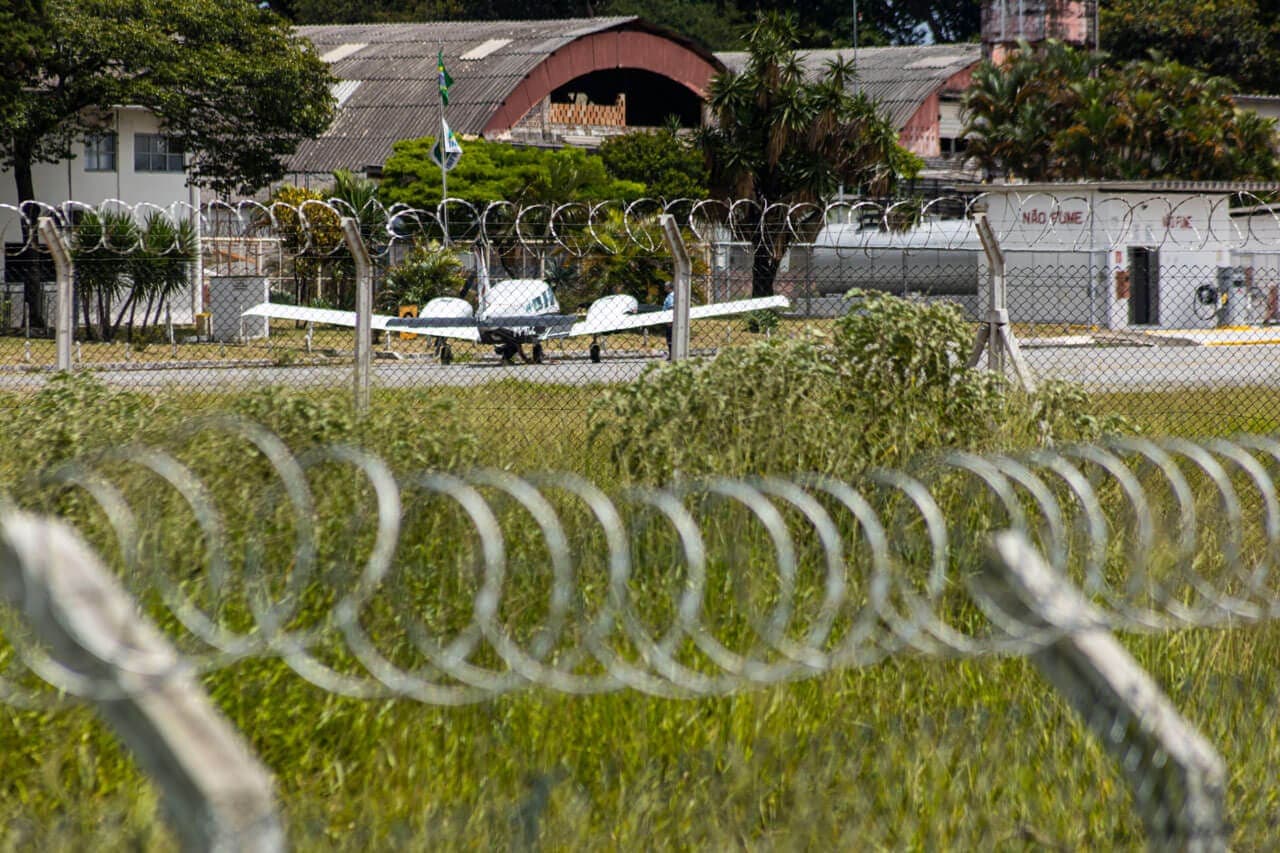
[{"xmin": 437, "ymin": 50, "xmax": 454, "ymax": 106}]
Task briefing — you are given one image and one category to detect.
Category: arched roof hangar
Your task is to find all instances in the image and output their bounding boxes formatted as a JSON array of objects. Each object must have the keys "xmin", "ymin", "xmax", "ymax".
[
  {"xmin": 484, "ymin": 26, "xmax": 718, "ymax": 134},
  {"xmin": 290, "ymin": 18, "xmax": 722, "ymax": 176}
]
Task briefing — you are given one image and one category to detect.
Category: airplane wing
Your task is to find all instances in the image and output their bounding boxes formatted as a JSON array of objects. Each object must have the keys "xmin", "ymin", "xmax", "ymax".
[
  {"xmin": 241, "ymin": 302, "xmax": 482, "ymax": 342},
  {"xmin": 567, "ymin": 295, "xmax": 791, "ymax": 337}
]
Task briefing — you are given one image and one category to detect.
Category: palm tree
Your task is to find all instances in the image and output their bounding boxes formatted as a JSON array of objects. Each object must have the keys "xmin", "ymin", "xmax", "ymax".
[
  {"xmin": 696, "ymin": 12, "xmax": 915, "ymax": 297},
  {"xmin": 127, "ymin": 212, "xmax": 196, "ymax": 336},
  {"xmin": 71, "ymin": 211, "xmax": 137, "ymax": 342},
  {"xmin": 962, "ymin": 41, "xmax": 1279, "ymax": 182}
]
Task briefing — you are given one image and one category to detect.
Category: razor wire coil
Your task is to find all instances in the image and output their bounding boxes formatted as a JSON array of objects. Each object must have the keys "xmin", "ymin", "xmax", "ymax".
[
  {"xmin": 5, "ymin": 421, "xmax": 1280, "ymax": 707},
  {"xmin": 9, "ymin": 191, "xmax": 1280, "ymax": 259}
]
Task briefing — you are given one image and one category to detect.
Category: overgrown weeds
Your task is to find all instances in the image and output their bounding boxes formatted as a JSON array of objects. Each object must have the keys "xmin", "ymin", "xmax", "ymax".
[{"xmin": 589, "ymin": 292, "xmax": 1134, "ymax": 481}]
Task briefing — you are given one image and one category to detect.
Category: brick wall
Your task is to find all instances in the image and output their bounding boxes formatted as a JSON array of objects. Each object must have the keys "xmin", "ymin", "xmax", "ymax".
[{"xmin": 547, "ymin": 94, "xmax": 627, "ymax": 128}]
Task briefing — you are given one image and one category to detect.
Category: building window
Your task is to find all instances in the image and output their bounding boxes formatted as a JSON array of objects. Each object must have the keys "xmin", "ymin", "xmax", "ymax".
[
  {"xmin": 84, "ymin": 132, "xmax": 117, "ymax": 172},
  {"xmin": 134, "ymin": 134, "xmax": 185, "ymax": 173}
]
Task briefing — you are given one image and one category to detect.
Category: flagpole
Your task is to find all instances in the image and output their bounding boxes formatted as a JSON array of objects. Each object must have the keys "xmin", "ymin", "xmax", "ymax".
[{"xmin": 438, "ymin": 45, "xmax": 450, "ymax": 246}]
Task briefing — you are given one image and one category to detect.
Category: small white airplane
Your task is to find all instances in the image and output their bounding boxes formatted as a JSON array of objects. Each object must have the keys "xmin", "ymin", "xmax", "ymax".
[{"xmin": 243, "ymin": 277, "xmax": 789, "ymax": 364}]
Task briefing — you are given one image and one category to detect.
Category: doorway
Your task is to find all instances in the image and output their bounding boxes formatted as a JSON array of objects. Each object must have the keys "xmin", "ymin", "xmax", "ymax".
[{"xmin": 1128, "ymin": 247, "xmax": 1159, "ymax": 325}]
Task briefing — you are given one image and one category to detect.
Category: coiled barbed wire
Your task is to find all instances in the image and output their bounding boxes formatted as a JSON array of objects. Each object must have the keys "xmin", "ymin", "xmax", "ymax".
[
  {"xmin": 7, "ymin": 191, "xmax": 1280, "ymax": 260},
  {"xmin": 4, "ymin": 421, "xmax": 1280, "ymax": 707}
]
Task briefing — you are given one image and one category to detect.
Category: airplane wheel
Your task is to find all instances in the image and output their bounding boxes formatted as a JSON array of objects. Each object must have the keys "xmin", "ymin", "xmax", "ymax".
[
  {"xmin": 440, "ymin": 344, "xmax": 452, "ymax": 365},
  {"xmin": 532, "ymin": 343, "xmax": 544, "ymax": 364},
  {"xmin": 498, "ymin": 342, "xmax": 518, "ymax": 363},
  {"xmin": 589, "ymin": 343, "xmax": 601, "ymax": 363}
]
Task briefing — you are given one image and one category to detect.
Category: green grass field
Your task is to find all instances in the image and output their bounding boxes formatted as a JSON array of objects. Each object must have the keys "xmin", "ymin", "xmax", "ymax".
[{"xmin": 2, "ymin": 300, "xmax": 1279, "ymax": 850}]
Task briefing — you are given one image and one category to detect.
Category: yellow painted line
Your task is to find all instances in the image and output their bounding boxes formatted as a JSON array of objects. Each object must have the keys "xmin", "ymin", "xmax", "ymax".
[{"xmin": 1204, "ymin": 338, "xmax": 1280, "ymax": 347}]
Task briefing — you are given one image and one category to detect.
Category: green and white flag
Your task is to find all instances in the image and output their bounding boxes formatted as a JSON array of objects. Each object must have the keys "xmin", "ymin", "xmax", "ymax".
[
  {"xmin": 430, "ymin": 119, "xmax": 463, "ymax": 172},
  {"xmin": 442, "ymin": 119, "xmax": 462, "ymax": 155}
]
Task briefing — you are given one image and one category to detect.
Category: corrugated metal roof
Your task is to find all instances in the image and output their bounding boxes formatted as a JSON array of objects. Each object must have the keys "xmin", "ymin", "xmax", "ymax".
[
  {"xmin": 288, "ymin": 21, "xmax": 978, "ymax": 176},
  {"xmin": 714, "ymin": 44, "xmax": 980, "ymax": 129},
  {"xmin": 289, "ymin": 17, "xmax": 719, "ymax": 174},
  {"xmin": 983, "ymin": 180, "xmax": 1280, "ymax": 194}
]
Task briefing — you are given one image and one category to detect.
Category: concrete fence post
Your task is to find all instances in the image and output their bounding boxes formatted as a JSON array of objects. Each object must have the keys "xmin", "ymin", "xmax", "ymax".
[
  {"xmin": 342, "ymin": 217, "xmax": 373, "ymax": 412},
  {"xmin": 969, "ymin": 213, "xmax": 1035, "ymax": 391},
  {"xmin": 0, "ymin": 512, "xmax": 284, "ymax": 852},
  {"xmin": 660, "ymin": 214, "xmax": 691, "ymax": 362},
  {"xmin": 983, "ymin": 530, "xmax": 1228, "ymax": 852},
  {"xmin": 38, "ymin": 217, "xmax": 74, "ymax": 372}
]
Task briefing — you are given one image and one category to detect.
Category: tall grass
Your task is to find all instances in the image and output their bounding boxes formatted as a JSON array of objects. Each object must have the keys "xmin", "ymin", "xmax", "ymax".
[{"xmin": 1, "ymin": 296, "xmax": 1278, "ymax": 848}]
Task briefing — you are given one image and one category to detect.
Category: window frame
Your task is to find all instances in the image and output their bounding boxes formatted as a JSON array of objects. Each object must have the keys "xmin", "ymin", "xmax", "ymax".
[
  {"xmin": 84, "ymin": 131, "xmax": 118, "ymax": 172},
  {"xmin": 134, "ymin": 133, "xmax": 186, "ymax": 173}
]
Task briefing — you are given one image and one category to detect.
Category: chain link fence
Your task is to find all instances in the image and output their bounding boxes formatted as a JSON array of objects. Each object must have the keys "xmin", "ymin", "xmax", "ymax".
[{"xmin": 5, "ymin": 190, "xmax": 1280, "ymax": 446}]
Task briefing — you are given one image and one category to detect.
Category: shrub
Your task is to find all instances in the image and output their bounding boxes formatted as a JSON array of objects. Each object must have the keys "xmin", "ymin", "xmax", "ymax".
[
  {"xmin": 376, "ymin": 240, "xmax": 468, "ymax": 312},
  {"xmin": 589, "ymin": 293, "xmax": 1133, "ymax": 482}
]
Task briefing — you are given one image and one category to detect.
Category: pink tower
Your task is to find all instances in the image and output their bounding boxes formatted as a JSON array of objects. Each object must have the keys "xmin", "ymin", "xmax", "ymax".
[{"xmin": 981, "ymin": 0, "xmax": 1098, "ymax": 63}]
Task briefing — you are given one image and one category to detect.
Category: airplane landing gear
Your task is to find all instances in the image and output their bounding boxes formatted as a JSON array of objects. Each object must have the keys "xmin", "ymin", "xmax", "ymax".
[
  {"xmin": 497, "ymin": 342, "xmax": 519, "ymax": 363},
  {"xmin": 439, "ymin": 343, "xmax": 453, "ymax": 365},
  {"xmin": 589, "ymin": 342, "xmax": 601, "ymax": 363},
  {"xmin": 531, "ymin": 343, "xmax": 544, "ymax": 364}
]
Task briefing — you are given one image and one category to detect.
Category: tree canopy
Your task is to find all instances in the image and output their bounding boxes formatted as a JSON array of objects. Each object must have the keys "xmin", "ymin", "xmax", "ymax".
[
  {"xmin": 0, "ymin": 0, "xmax": 336, "ymax": 203},
  {"xmin": 266, "ymin": 0, "xmax": 979, "ymax": 50},
  {"xmin": 378, "ymin": 136, "xmax": 646, "ymax": 208},
  {"xmin": 597, "ymin": 126, "xmax": 708, "ymax": 201},
  {"xmin": 962, "ymin": 40, "xmax": 1280, "ymax": 182},
  {"xmin": 1101, "ymin": 0, "xmax": 1280, "ymax": 94},
  {"xmin": 694, "ymin": 13, "xmax": 920, "ymax": 296}
]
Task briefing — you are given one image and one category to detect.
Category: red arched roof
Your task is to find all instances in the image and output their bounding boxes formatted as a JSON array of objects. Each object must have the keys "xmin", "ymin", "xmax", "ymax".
[{"xmin": 483, "ymin": 29, "xmax": 720, "ymax": 134}]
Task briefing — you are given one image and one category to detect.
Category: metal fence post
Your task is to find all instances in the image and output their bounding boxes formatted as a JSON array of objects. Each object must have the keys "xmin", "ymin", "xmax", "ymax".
[
  {"xmin": 660, "ymin": 214, "xmax": 690, "ymax": 361},
  {"xmin": 0, "ymin": 511, "xmax": 284, "ymax": 852},
  {"xmin": 983, "ymin": 530, "xmax": 1228, "ymax": 852},
  {"xmin": 970, "ymin": 212, "xmax": 1035, "ymax": 391},
  {"xmin": 38, "ymin": 217, "xmax": 73, "ymax": 372},
  {"xmin": 343, "ymin": 217, "xmax": 372, "ymax": 412}
]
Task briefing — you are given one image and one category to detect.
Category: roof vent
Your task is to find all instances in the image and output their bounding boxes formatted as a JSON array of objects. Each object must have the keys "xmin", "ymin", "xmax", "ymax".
[
  {"xmin": 904, "ymin": 54, "xmax": 969, "ymax": 70},
  {"xmin": 460, "ymin": 39, "xmax": 512, "ymax": 61},
  {"xmin": 330, "ymin": 80, "xmax": 361, "ymax": 108},
  {"xmin": 321, "ymin": 43, "xmax": 368, "ymax": 63}
]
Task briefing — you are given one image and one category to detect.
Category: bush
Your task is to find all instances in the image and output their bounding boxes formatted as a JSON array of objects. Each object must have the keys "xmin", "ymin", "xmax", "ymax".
[
  {"xmin": 376, "ymin": 240, "xmax": 468, "ymax": 312},
  {"xmin": 589, "ymin": 293, "xmax": 1133, "ymax": 482},
  {"xmin": 743, "ymin": 309, "xmax": 780, "ymax": 334},
  {"xmin": 0, "ymin": 373, "xmax": 158, "ymax": 471}
]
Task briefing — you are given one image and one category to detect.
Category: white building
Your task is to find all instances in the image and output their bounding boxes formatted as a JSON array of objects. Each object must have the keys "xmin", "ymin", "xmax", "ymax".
[
  {"xmin": 0, "ymin": 108, "xmax": 199, "ymax": 328},
  {"xmin": 0, "ymin": 108, "xmax": 196, "ymax": 210},
  {"xmin": 978, "ymin": 183, "xmax": 1270, "ymax": 330}
]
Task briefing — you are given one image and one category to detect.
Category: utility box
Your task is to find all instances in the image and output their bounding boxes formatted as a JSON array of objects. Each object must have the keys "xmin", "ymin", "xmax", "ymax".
[
  {"xmin": 1216, "ymin": 266, "xmax": 1247, "ymax": 327},
  {"xmin": 208, "ymin": 276, "xmax": 269, "ymax": 342}
]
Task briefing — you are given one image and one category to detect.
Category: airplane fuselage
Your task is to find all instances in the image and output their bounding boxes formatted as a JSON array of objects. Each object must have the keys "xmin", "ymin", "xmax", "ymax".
[{"xmin": 475, "ymin": 279, "xmax": 565, "ymax": 358}]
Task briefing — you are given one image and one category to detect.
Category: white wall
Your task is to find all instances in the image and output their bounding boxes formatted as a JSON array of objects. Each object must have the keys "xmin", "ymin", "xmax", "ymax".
[
  {"xmin": 0, "ymin": 108, "xmax": 193, "ymax": 209},
  {"xmin": 980, "ymin": 188, "xmax": 1236, "ymax": 330},
  {"xmin": 0, "ymin": 107, "xmax": 199, "ymax": 328}
]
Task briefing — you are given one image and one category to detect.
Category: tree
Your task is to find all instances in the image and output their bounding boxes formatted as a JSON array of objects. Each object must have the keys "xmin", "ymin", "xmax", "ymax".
[
  {"xmin": 378, "ymin": 136, "xmax": 645, "ymax": 209},
  {"xmin": 599, "ymin": 0, "xmax": 748, "ymax": 49},
  {"xmin": 598, "ymin": 126, "xmax": 709, "ymax": 201},
  {"xmin": 0, "ymin": 0, "xmax": 335, "ymax": 323},
  {"xmin": 376, "ymin": 240, "xmax": 467, "ymax": 311},
  {"xmin": 1101, "ymin": 0, "xmax": 1280, "ymax": 94},
  {"xmin": 272, "ymin": 0, "xmax": 979, "ymax": 50},
  {"xmin": 71, "ymin": 210, "xmax": 137, "ymax": 341},
  {"xmin": 694, "ymin": 13, "xmax": 920, "ymax": 297},
  {"xmin": 126, "ymin": 212, "xmax": 197, "ymax": 339},
  {"xmin": 0, "ymin": 0, "xmax": 335, "ymax": 203},
  {"xmin": 0, "ymin": 1, "xmax": 46, "ymax": 116},
  {"xmin": 962, "ymin": 40, "xmax": 1280, "ymax": 182}
]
